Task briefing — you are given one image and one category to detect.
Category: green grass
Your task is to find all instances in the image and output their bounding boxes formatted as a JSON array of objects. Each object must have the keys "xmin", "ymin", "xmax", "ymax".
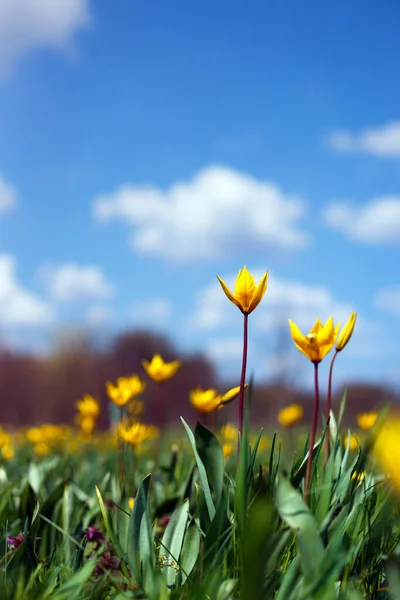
[{"xmin": 0, "ymin": 402, "xmax": 399, "ymax": 600}]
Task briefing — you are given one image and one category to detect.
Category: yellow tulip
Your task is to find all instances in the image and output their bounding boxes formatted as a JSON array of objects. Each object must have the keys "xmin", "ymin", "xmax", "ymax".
[
  {"xmin": 106, "ymin": 375, "xmax": 146, "ymax": 407},
  {"xmin": 220, "ymin": 423, "xmax": 238, "ymax": 442},
  {"xmin": 190, "ymin": 388, "xmax": 221, "ymax": 413},
  {"xmin": 357, "ymin": 412, "xmax": 378, "ymax": 431},
  {"xmin": 76, "ymin": 395, "xmax": 100, "ymax": 418},
  {"xmin": 373, "ymin": 413, "xmax": 400, "ymax": 490},
  {"xmin": 344, "ymin": 433, "xmax": 360, "ymax": 451},
  {"xmin": 222, "ymin": 443, "xmax": 234, "ymax": 458},
  {"xmin": 217, "ymin": 266, "xmax": 268, "ymax": 314},
  {"xmin": 336, "ymin": 312, "xmax": 357, "ymax": 351},
  {"xmin": 190, "ymin": 385, "xmax": 247, "ymax": 414},
  {"xmin": 278, "ymin": 404, "xmax": 303, "ymax": 427},
  {"xmin": 142, "ymin": 354, "xmax": 181, "ymax": 384},
  {"xmin": 288, "ymin": 317, "xmax": 340, "ymax": 364},
  {"xmin": 1, "ymin": 444, "xmax": 14, "ymax": 460},
  {"xmin": 118, "ymin": 421, "xmax": 159, "ymax": 447}
]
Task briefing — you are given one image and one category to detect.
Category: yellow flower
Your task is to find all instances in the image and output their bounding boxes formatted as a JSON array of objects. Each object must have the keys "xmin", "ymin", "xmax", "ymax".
[
  {"xmin": 76, "ymin": 395, "xmax": 100, "ymax": 418},
  {"xmin": 217, "ymin": 266, "xmax": 268, "ymax": 314},
  {"xmin": 357, "ymin": 412, "xmax": 378, "ymax": 431},
  {"xmin": 190, "ymin": 388, "xmax": 221, "ymax": 413},
  {"xmin": 78, "ymin": 415, "xmax": 96, "ymax": 436},
  {"xmin": 142, "ymin": 354, "xmax": 181, "ymax": 384},
  {"xmin": 344, "ymin": 433, "xmax": 360, "ymax": 451},
  {"xmin": 106, "ymin": 375, "xmax": 146, "ymax": 407},
  {"xmin": 222, "ymin": 443, "xmax": 234, "ymax": 458},
  {"xmin": 34, "ymin": 441, "xmax": 50, "ymax": 457},
  {"xmin": 118, "ymin": 422, "xmax": 159, "ymax": 447},
  {"xmin": 129, "ymin": 497, "xmax": 135, "ymax": 511},
  {"xmin": 336, "ymin": 312, "xmax": 357, "ymax": 351},
  {"xmin": 288, "ymin": 317, "xmax": 340, "ymax": 364},
  {"xmin": 278, "ymin": 404, "xmax": 303, "ymax": 427},
  {"xmin": 373, "ymin": 414, "xmax": 400, "ymax": 489},
  {"xmin": 1, "ymin": 444, "xmax": 14, "ymax": 460},
  {"xmin": 220, "ymin": 423, "xmax": 238, "ymax": 441},
  {"xmin": 190, "ymin": 385, "xmax": 247, "ymax": 414}
]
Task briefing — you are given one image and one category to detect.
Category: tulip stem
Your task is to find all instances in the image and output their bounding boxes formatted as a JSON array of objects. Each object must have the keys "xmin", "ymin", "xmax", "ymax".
[
  {"xmin": 304, "ymin": 363, "xmax": 320, "ymax": 505},
  {"xmin": 325, "ymin": 350, "xmax": 338, "ymax": 466},
  {"xmin": 238, "ymin": 313, "xmax": 249, "ymax": 452}
]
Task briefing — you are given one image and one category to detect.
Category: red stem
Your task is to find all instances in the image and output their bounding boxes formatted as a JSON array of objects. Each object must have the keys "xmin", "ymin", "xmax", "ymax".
[
  {"xmin": 238, "ymin": 313, "xmax": 249, "ymax": 453},
  {"xmin": 304, "ymin": 362, "xmax": 320, "ymax": 505},
  {"xmin": 325, "ymin": 350, "xmax": 338, "ymax": 466}
]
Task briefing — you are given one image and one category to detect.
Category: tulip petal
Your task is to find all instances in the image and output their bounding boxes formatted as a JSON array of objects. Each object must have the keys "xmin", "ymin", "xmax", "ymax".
[
  {"xmin": 336, "ymin": 312, "xmax": 357, "ymax": 351},
  {"xmin": 247, "ymin": 271, "xmax": 268, "ymax": 313},
  {"xmin": 217, "ymin": 275, "xmax": 243, "ymax": 311},
  {"xmin": 234, "ymin": 266, "xmax": 257, "ymax": 312}
]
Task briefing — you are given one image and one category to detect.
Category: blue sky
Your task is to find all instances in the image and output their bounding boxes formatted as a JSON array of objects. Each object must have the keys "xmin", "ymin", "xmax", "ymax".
[{"xmin": 1, "ymin": 0, "xmax": 400, "ymax": 389}]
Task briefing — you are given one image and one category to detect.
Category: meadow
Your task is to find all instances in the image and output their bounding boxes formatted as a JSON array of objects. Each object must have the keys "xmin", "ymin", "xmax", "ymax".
[{"xmin": 1, "ymin": 267, "xmax": 399, "ymax": 600}]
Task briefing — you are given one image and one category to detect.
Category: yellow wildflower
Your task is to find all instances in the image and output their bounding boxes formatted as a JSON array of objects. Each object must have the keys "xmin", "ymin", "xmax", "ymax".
[
  {"xmin": 336, "ymin": 312, "xmax": 357, "ymax": 351},
  {"xmin": 106, "ymin": 375, "xmax": 146, "ymax": 407},
  {"xmin": 217, "ymin": 266, "xmax": 268, "ymax": 314},
  {"xmin": 289, "ymin": 317, "xmax": 340, "ymax": 364},
  {"xmin": 222, "ymin": 443, "xmax": 234, "ymax": 458},
  {"xmin": 76, "ymin": 395, "xmax": 100, "ymax": 418},
  {"xmin": 344, "ymin": 433, "xmax": 360, "ymax": 451},
  {"xmin": 190, "ymin": 385, "xmax": 247, "ymax": 414},
  {"xmin": 118, "ymin": 422, "xmax": 159, "ymax": 447},
  {"xmin": 220, "ymin": 423, "xmax": 238, "ymax": 442},
  {"xmin": 129, "ymin": 497, "xmax": 135, "ymax": 511},
  {"xmin": 278, "ymin": 404, "xmax": 303, "ymax": 427},
  {"xmin": 2, "ymin": 444, "xmax": 14, "ymax": 460},
  {"xmin": 34, "ymin": 441, "xmax": 50, "ymax": 457},
  {"xmin": 142, "ymin": 354, "xmax": 181, "ymax": 384},
  {"xmin": 357, "ymin": 412, "xmax": 378, "ymax": 431},
  {"xmin": 373, "ymin": 413, "xmax": 400, "ymax": 489}
]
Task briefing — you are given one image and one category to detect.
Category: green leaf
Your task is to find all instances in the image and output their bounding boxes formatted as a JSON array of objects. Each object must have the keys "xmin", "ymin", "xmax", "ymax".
[
  {"xmin": 194, "ymin": 421, "xmax": 224, "ymax": 507},
  {"xmin": 180, "ymin": 521, "xmax": 201, "ymax": 585},
  {"xmin": 160, "ymin": 499, "xmax": 190, "ymax": 587},
  {"xmin": 51, "ymin": 560, "xmax": 96, "ymax": 599},
  {"xmin": 127, "ymin": 473, "xmax": 152, "ymax": 586},
  {"xmin": 275, "ymin": 476, "xmax": 324, "ymax": 582},
  {"xmin": 181, "ymin": 418, "xmax": 216, "ymax": 521}
]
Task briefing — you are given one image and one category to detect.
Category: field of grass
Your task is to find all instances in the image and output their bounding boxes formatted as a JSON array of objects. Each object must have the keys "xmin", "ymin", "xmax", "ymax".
[
  {"xmin": 1, "ymin": 269, "xmax": 400, "ymax": 600},
  {"xmin": 1, "ymin": 400, "xmax": 399, "ymax": 600}
]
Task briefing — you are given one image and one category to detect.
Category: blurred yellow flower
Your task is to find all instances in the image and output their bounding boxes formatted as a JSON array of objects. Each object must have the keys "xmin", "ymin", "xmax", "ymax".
[
  {"xmin": 217, "ymin": 266, "xmax": 268, "ymax": 315},
  {"xmin": 142, "ymin": 354, "xmax": 181, "ymax": 384},
  {"xmin": 34, "ymin": 441, "xmax": 50, "ymax": 456},
  {"xmin": 222, "ymin": 443, "xmax": 234, "ymax": 458},
  {"xmin": 76, "ymin": 395, "xmax": 100, "ymax": 418},
  {"xmin": 118, "ymin": 421, "xmax": 159, "ymax": 447},
  {"xmin": 129, "ymin": 497, "xmax": 135, "ymax": 511},
  {"xmin": 373, "ymin": 414, "xmax": 400, "ymax": 489},
  {"xmin": 190, "ymin": 385, "xmax": 247, "ymax": 414},
  {"xmin": 357, "ymin": 412, "xmax": 378, "ymax": 431},
  {"xmin": 278, "ymin": 404, "xmax": 303, "ymax": 427},
  {"xmin": 289, "ymin": 317, "xmax": 340, "ymax": 364},
  {"xmin": 336, "ymin": 312, "xmax": 357, "ymax": 351},
  {"xmin": 106, "ymin": 375, "xmax": 146, "ymax": 407},
  {"xmin": 344, "ymin": 433, "xmax": 360, "ymax": 451},
  {"xmin": 77, "ymin": 415, "xmax": 96, "ymax": 436},
  {"xmin": 220, "ymin": 423, "xmax": 238, "ymax": 442},
  {"xmin": 1, "ymin": 444, "xmax": 14, "ymax": 461}
]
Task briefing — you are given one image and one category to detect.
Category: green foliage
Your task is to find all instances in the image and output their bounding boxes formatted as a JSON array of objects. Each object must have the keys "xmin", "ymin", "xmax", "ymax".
[{"xmin": 0, "ymin": 404, "xmax": 398, "ymax": 600}]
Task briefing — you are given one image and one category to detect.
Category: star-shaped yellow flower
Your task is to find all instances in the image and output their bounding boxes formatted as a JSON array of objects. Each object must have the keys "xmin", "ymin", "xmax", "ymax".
[
  {"xmin": 142, "ymin": 354, "xmax": 181, "ymax": 384},
  {"xmin": 217, "ymin": 266, "xmax": 268, "ymax": 314},
  {"xmin": 288, "ymin": 317, "xmax": 340, "ymax": 364}
]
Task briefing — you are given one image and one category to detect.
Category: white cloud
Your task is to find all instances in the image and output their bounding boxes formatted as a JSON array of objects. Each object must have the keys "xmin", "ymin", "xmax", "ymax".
[
  {"xmin": 323, "ymin": 197, "xmax": 400, "ymax": 244},
  {"xmin": 375, "ymin": 286, "xmax": 400, "ymax": 317},
  {"xmin": 0, "ymin": 172, "xmax": 18, "ymax": 214},
  {"xmin": 131, "ymin": 298, "xmax": 172, "ymax": 324},
  {"xmin": 0, "ymin": 0, "xmax": 91, "ymax": 78},
  {"xmin": 84, "ymin": 305, "xmax": 113, "ymax": 326},
  {"xmin": 327, "ymin": 121, "xmax": 400, "ymax": 157},
  {"xmin": 92, "ymin": 165, "xmax": 309, "ymax": 261},
  {"xmin": 191, "ymin": 270, "xmax": 354, "ymax": 333},
  {"xmin": 0, "ymin": 254, "xmax": 53, "ymax": 326},
  {"xmin": 41, "ymin": 263, "xmax": 115, "ymax": 302}
]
